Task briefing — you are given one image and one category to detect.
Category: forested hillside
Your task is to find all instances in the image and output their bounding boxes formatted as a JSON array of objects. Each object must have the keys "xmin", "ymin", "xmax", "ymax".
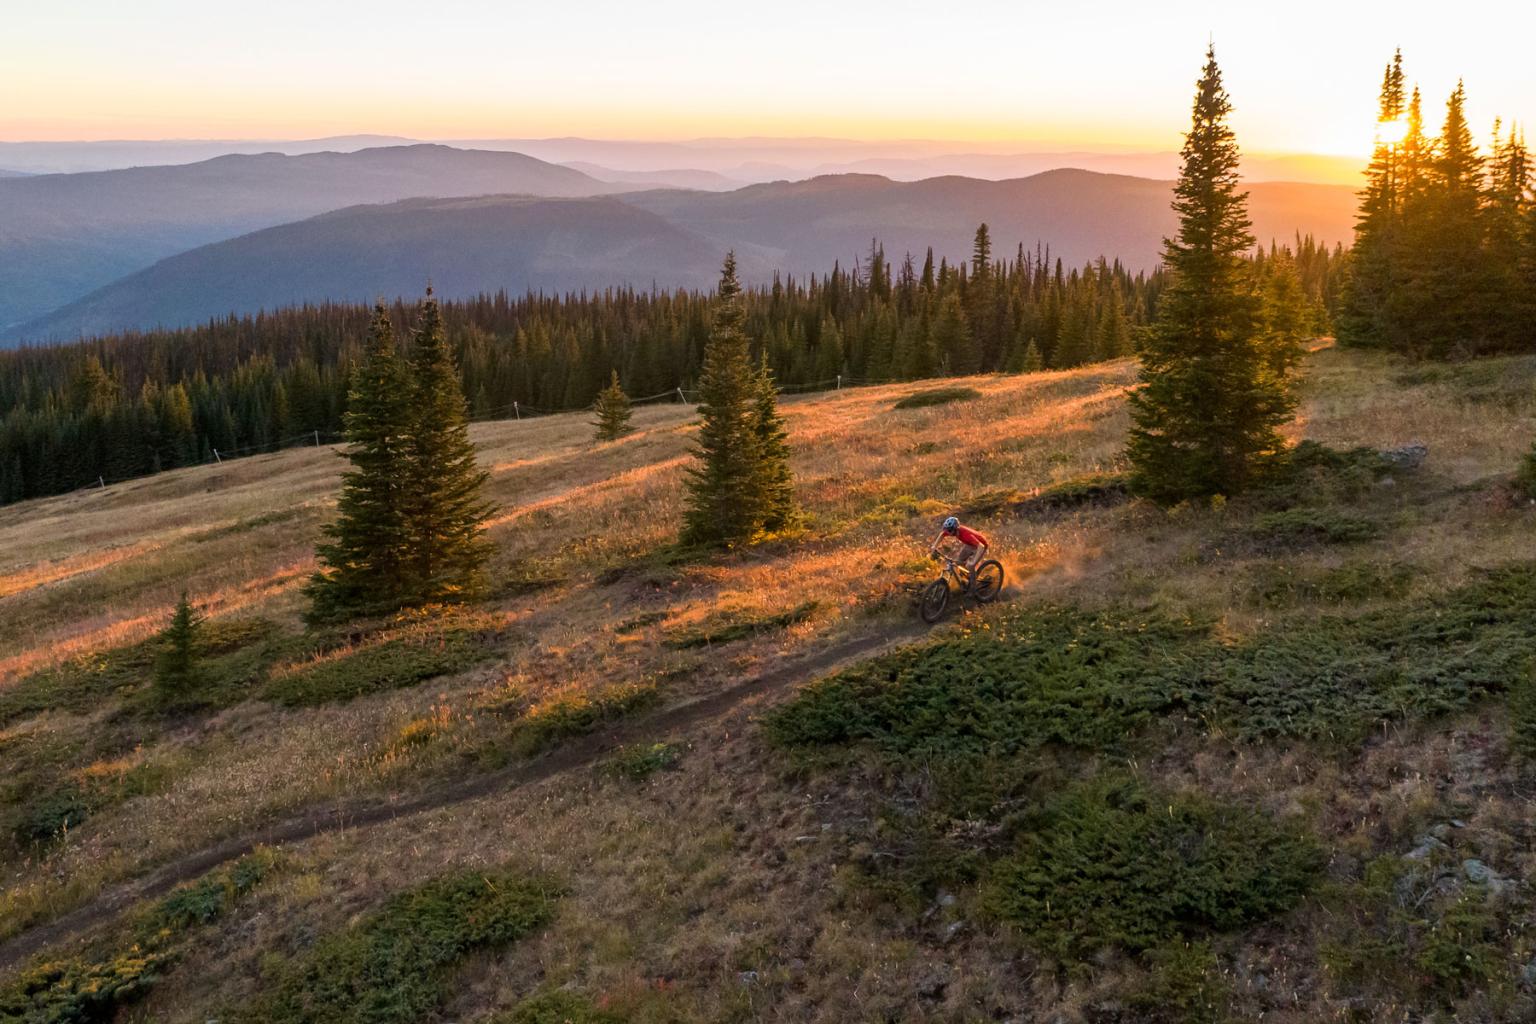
[{"xmin": 0, "ymin": 233, "xmax": 1341, "ymax": 504}]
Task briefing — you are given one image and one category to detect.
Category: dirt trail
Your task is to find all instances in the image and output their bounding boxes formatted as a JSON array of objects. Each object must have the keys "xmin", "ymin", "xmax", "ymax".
[{"xmin": 0, "ymin": 623, "xmax": 926, "ymax": 974}]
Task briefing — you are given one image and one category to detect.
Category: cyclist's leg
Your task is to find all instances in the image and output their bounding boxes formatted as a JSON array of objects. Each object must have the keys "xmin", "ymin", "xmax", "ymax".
[{"xmin": 958, "ymin": 544, "xmax": 979, "ymax": 589}]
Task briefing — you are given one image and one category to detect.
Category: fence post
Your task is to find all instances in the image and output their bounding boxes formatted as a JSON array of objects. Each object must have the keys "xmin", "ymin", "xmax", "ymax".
[
  {"xmin": 676, "ymin": 386, "xmax": 685, "ymax": 404},
  {"xmin": 513, "ymin": 401, "xmax": 520, "ymax": 421},
  {"xmin": 213, "ymin": 449, "xmax": 222, "ymax": 464},
  {"xmin": 314, "ymin": 430, "xmax": 320, "ymax": 446},
  {"xmin": 836, "ymin": 373, "xmax": 842, "ymax": 390},
  {"xmin": 98, "ymin": 476, "xmax": 106, "ymax": 489}
]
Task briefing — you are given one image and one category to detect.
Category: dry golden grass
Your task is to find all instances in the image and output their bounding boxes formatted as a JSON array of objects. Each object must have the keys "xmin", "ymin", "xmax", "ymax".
[{"xmin": 4, "ymin": 346, "xmax": 1536, "ymax": 1021}]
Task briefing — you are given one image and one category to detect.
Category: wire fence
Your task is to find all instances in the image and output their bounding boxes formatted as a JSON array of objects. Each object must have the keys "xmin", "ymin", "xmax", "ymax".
[{"xmin": 57, "ymin": 373, "xmax": 903, "ymax": 498}]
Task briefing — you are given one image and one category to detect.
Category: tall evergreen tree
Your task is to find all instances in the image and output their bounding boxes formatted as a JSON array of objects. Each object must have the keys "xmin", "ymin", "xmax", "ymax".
[
  {"xmin": 1257, "ymin": 249, "xmax": 1311, "ymax": 376},
  {"xmin": 750, "ymin": 354, "xmax": 797, "ymax": 533},
  {"xmin": 307, "ymin": 304, "xmax": 413, "ymax": 621},
  {"xmin": 1128, "ymin": 48, "xmax": 1293, "ymax": 503},
  {"xmin": 683, "ymin": 254, "xmax": 766, "ymax": 547},
  {"xmin": 154, "ymin": 592, "xmax": 202, "ymax": 704},
  {"xmin": 1398, "ymin": 81, "xmax": 1493, "ymax": 356},
  {"xmin": 1338, "ymin": 50, "xmax": 1407, "ymax": 347},
  {"xmin": 930, "ymin": 292, "xmax": 977, "ymax": 374},
  {"xmin": 398, "ymin": 290, "xmax": 494, "ymax": 604},
  {"xmin": 1486, "ymin": 123, "xmax": 1531, "ymax": 344},
  {"xmin": 591, "ymin": 369, "xmax": 633, "ymax": 442}
]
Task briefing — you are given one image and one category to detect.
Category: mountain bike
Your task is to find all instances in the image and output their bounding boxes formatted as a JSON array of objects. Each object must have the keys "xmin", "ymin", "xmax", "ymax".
[{"xmin": 920, "ymin": 553, "xmax": 1004, "ymax": 623}]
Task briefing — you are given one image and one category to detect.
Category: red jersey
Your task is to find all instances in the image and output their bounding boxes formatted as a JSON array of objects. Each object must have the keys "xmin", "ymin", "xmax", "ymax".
[{"xmin": 954, "ymin": 525, "xmax": 987, "ymax": 547}]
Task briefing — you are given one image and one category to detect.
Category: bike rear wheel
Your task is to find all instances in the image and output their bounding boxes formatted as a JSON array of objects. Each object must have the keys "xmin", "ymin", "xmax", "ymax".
[
  {"xmin": 920, "ymin": 578, "xmax": 951, "ymax": 623},
  {"xmin": 971, "ymin": 560, "xmax": 1005, "ymax": 602}
]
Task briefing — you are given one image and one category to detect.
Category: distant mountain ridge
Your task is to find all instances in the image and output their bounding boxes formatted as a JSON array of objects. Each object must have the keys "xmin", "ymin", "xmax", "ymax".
[
  {"xmin": 13, "ymin": 168, "xmax": 1357, "ymax": 343},
  {"xmin": 0, "ymin": 145, "xmax": 621, "ymax": 330},
  {"xmin": 18, "ymin": 196, "xmax": 767, "ymax": 341}
]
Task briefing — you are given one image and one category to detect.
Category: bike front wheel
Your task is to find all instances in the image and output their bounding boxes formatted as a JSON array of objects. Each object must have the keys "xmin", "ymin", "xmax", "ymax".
[
  {"xmin": 971, "ymin": 560, "xmax": 1005, "ymax": 603},
  {"xmin": 919, "ymin": 578, "xmax": 951, "ymax": 623}
]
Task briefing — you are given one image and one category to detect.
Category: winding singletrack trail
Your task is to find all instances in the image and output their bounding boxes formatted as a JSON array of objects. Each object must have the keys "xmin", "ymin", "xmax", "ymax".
[{"xmin": 0, "ymin": 623, "xmax": 928, "ymax": 974}]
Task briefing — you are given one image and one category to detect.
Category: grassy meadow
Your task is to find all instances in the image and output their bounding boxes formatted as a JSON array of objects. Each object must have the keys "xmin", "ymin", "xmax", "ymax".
[{"xmin": 2, "ymin": 345, "xmax": 1534, "ymax": 1022}]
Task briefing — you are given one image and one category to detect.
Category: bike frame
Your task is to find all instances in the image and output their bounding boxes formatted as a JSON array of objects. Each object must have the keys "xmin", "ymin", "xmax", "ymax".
[{"xmin": 937, "ymin": 556, "xmax": 971, "ymax": 587}]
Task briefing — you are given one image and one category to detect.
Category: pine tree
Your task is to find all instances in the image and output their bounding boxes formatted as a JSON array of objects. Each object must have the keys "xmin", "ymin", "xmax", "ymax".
[
  {"xmin": 1020, "ymin": 340, "xmax": 1044, "ymax": 372},
  {"xmin": 1257, "ymin": 249, "xmax": 1310, "ymax": 375},
  {"xmin": 1486, "ymin": 124, "xmax": 1531, "ymax": 347},
  {"xmin": 307, "ymin": 304, "xmax": 413, "ymax": 621},
  {"xmin": 930, "ymin": 293, "xmax": 976, "ymax": 374},
  {"xmin": 1095, "ymin": 293, "xmax": 1131, "ymax": 361},
  {"xmin": 1127, "ymin": 48, "xmax": 1293, "ymax": 504},
  {"xmin": 591, "ymin": 369, "xmax": 633, "ymax": 442},
  {"xmin": 1400, "ymin": 81, "xmax": 1494, "ymax": 356},
  {"xmin": 683, "ymin": 254, "xmax": 766, "ymax": 547},
  {"xmin": 398, "ymin": 290, "xmax": 493, "ymax": 605},
  {"xmin": 1338, "ymin": 51, "xmax": 1407, "ymax": 347},
  {"xmin": 750, "ymin": 354, "xmax": 797, "ymax": 532},
  {"xmin": 154, "ymin": 592, "xmax": 202, "ymax": 704}
]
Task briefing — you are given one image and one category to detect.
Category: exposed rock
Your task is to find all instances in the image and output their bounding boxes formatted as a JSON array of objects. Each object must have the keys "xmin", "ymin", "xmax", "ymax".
[
  {"xmin": 1462, "ymin": 858, "xmax": 1513, "ymax": 894},
  {"xmin": 1404, "ymin": 834, "xmax": 1449, "ymax": 860},
  {"xmin": 1378, "ymin": 443, "xmax": 1428, "ymax": 470},
  {"xmin": 738, "ymin": 970, "xmax": 760, "ymax": 986}
]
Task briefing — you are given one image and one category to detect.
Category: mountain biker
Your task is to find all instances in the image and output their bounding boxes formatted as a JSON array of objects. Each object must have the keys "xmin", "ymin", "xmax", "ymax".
[{"xmin": 929, "ymin": 515, "xmax": 989, "ymax": 585}]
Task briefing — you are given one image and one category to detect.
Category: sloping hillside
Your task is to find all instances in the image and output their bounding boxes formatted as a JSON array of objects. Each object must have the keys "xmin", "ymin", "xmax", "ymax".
[
  {"xmin": 1, "ymin": 348, "xmax": 1533, "ymax": 1022},
  {"xmin": 0, "ymin": 145, "xmax": 620, "ymax": 331}
]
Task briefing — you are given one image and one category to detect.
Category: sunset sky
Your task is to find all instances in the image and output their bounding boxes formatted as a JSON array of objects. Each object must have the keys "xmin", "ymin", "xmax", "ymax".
[{"xmin": 4, "ymin": 0, "xmax": 1532, "ymax": 157}]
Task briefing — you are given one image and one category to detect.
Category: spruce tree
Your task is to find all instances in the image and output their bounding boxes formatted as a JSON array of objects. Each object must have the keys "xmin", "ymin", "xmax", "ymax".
[
  {"xmin": 1020, "ymin": 340, "xmax": 1044, "ymax": 372},
  {"xmin": 683, "ymin": 254, "xmax": 766, "ymax": 547},
  {"xmin": 750, "ymin": 353, "xmax": 797, "ymax": 532},
  {"xmin": 1258, "ymin": 249, "xmax": 1310, "ymax": 376},
  {"xmin": 398, "ymin": 290, "xmax": 493, "ymax": 605},
  {"xmin": 591, "ymin": 370, "xmax": 633, "ymax": 442},
  {"xmin": 1400, "ymin": 81, "xmax": 1492, "ymax": 356},
  {"xmin": 1127, "ymin": 48, "xmax": 1293, "ymax": 503},
  {"xmin": 1338, "ymin": 51, "xmax": 1406, "ymax": 347},
  {"xmin": 1486, "ymin": 124, "xmax": 1531, "ymax": 347},
  {"xmin": 307, "ymin": 304, "xmax": 413, "ymax": 621},
  {"xmin": 154, "ymin": 592, "xmax": 202, "ymax": 704},
  {"xmin": 930, "ymin": 293, "xmax": 976, "ymax": 374}
]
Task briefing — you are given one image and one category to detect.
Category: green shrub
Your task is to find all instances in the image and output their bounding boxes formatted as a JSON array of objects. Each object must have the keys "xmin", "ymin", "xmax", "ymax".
[
  {"xmin": 662, "ymin": 601, "xmax": 817, "ymax": 649},
  {"xmin": 766, "ymin": 606, "xmax": 1204, "ymax": 759},
  {"xmin": 147, "ymin": 849, "xmax": 277, "ymax": 931},
  {"xmin": 0, "ymin": 947, "xmax": 172, "ymax": 1022},
  {"xmin": 769, "ymin": 564, "xmax": 1536, "ymax": 754},
  {"xmin": 263, "ymin": 616, "xmax": 498, "ymax": 707},
  {"xmin": 602, "ymin": 742, "xmax": 682, "ymax": 780},
  {"xmin": 242, "ymin": 871, "xmax": 559, "ymax": 1024},
  {"xmin": 1516, "ymin": 444, "xmax": 1536, "ymax": 500},
  {"xmin": 12, "ymin": 759, "xmax": 174, "ymax": 848},
  {"xmin": 1247, "ymin": 560, "xmax": 1415, "ymax": 607},
  {"xmin": 1320, "ymin": 855, "xmax": 1514, "ymax": 1006},
  {"xmin": 1510, "ymin": 672, "xmax": 1536, "ymax": 761},
  {"xmin": 507, "ymin": 683, "xmax": 659, "ymax": 756},
  {"xmin": 0, "ymin": 852, "xmax": 276, "ymax": 1021},
  {"xmin": 1252, "ymin": 507, "xmax": 1381, "ymax": 546},
  {"xmin": 1255, "ymin": 441, "xmax": 1394, "ymax": 509},
  {"xmin": 14, "ymin": 784, "xmax": 92, "ymax": 846},
  {"xmin": 893, "ymin": 386, "xmax": 982, "ymax": 410},
  {"xmin": 979, "ymin": 777, "xmax": 1320, "ymax": 959},
  {"xmin": 492, "ymin": 991, "xmax": 623, "ymax": 1024},
  {"xmin": 1020, "ymin": 472, "xmax": 1131, "ymax": 514},
  {"xmin": 1126, "ymin": 942, "xmax": 1231, "ymax": 1024}
]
